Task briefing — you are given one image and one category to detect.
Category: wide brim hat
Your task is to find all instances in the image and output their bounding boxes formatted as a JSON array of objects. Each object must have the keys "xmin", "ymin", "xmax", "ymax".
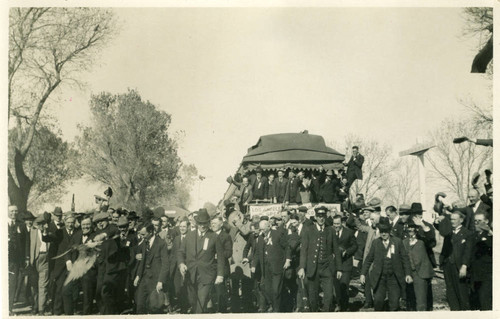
[
  {"xmin": 194, "ymin": 208, "xmax": 211, "ymax": 224},
  {"xmin": 297, "ymin": 206, "xmax": 308, "ymax": 213},
  {"xmin": 22, "ymin": 211, "xmax": 36, "ymax": 221},
  {"xmin": 398, "ymin": 204, "xmax": 411, "ymax": 215},
  {"xmin": 127, "ymin": 211, "xmax": 140, "ymax": 220},
  {"xmin": 366, "ymin": 197, "xmax": 382, "ymax": 211},
  {"xmin": 117, "ymin": 216, "xmax": 129, "ymax": 227},
  {"xmin": 53, "ymin": 206, "xmax": 63, "ymax": 216},
  {"xmin": 255, "ymin": 167, "xmax": 263, "ymax": 174},
  {"xmin": 377, "ymin": 217, "xmax": 392, "ymax": 233},
  {"xmin": 410, "ymin": 202, "xmax": 425, "ymax": 214}
]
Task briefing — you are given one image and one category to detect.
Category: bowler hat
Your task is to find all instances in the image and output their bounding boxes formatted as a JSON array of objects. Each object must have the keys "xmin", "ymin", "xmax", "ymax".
[
  {"xmin": 53, "ymin": 207, "xmax": 63, "ymax": 216},
  {"xmin": 194, "ymin": 208, "xmax": 210, "ymax": 224},
  {"xmin": 255, "ymin": 167, "xmax": 263, "ymax": 174},
  {"xmin": 148, "ymin": 290, "xmax": 165, "ymax": 313},
  {"xmin": 410, "ymin": 202, "xmax": 425, "ymax": 214},
  {"xmin": 117, "ymin": 216, "xmax": 129, "ymax": 227},
  {"xmin": 127, "ymin": 211, "xmax": 140, "ymax": 220},
  {"xmin": 34, "ymin": 212, "xmax": 51, "ymax": 225},
  {"xmin": 377, "ymin": 217, "xmax": 392, "ymax": 233}
]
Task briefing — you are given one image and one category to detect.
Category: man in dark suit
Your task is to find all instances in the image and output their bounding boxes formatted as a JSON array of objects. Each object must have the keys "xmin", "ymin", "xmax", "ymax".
[
  {"xmin": 275, "ymin": 169, "xmax": 289, "ymax": 204},
  {"xmin": 134, "ymin": 221, "xmax": 169, "ymax": 314},
  {"xmin": 332, "ymin": 215, "xmax": 357, "ymax": 311},
  {"xmin": 285, "ymin": 171, "xmax": 301, "ymax": 205},
  {"xmin": 266, "ymin": 173, "xmax": 277, "ymax": 203},
  {"xmin": 52, "ymin": 213, "xmax": 81, "ymax": 315},
  {"xmin": 252, "ymin": 168, "xmax": 269, "ymax": 201},
  {"xmin": 467, "ymin": 189, "xmax": 492, "ymax": 224},
  {"xmin": 311, "ymin": 171, "xmax": 321, "ymax": 203},
  {"xmin": 343, "ymin": 146, "xmax": 364, "ymax": 188},
  {"xmin": 47, "ymin": 207, "xmax": 64, "ymax": 311},
  {"xmin": 76, "ymin": 216, "xmax": 98, "ymax": 315},
  {"xmin": 239, "ymin": 177, "xmax": 253, "ymax": 214},
  {"xmin": 319, "ymin": 170, "xmax": 340, "ymax": 203},
  {"xmin": 253, "ymin": 218, "xmax": 290, "ymax": 312},
  {"xmin": 211, "ymin": 216, "xmax": 233, "ymax": 313},
  {"xmin": 470, "ymin": 212, "xmax": 492, "ymax": 310},
  {"xmin": 360, "ymin": 218, "xmax": 412, "ymax": 311},
  {"xmin": 8, "ymin": 205, "xmax": 23, "ymax": 315},
  {"xmin": 170, "ymin": 218, "xmax": 189, "ymax": 313},
  {"xmin": 298, "ymin": 207, "xmax": 342, "ymax": 312},
  {"xmin": 177, "ymin": 209, "xmax": 225, "ymax": 314},
  {"xmin": 403, "ymin": 221, "xmax": 435, "ymax": 311},
  {"xmin": 434, "ymin": 210, "xmax": 473, "ymax": 311}
]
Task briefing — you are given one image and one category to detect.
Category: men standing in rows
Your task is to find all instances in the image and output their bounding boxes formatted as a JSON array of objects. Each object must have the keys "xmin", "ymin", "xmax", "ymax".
[
  {"xmin": 434, "ymin": 210, "xmax": 473, "ymax": 310},
  {"xmin": 298, "ymin": 207, "xmax": 342, "ymax": 312},
  {"xmin": 343, "ymin": 145, "xmax": 364, "ymax": 188},
  {"xmin": 275, "ymin": 169, "xmax": 288, "ymax": 204},
  {"xmin": 252, "ymin": 168, "xmax": 268, "ymax": 201},
  {"xmin": 470, "ymin": 212, "xmax": 492, "ymax": 310},
  {"xmin": 254, "ymin": 218, "xmax": 290, "ymax": 312},
  {"xmin": 403, "ymin": 221, "xmax": 435, "ymax": 311},
  {"xmin": 134, "ymin": 222, "xmax": 169, "ymax": 314},
  {"xmin": 318, "ymin": 170, "xmax": 340, "ymax": 203},
  {"xmin": 360, "ymin": 218, "xmax": 412, "ymax": 311},
  {"xmin": 211, "ymin": 216, "xmax": 233, "ymax": 313},
  {"xmin": 178, "ymin": 209, "xmax": 225, "ymax": 314},
  {"xmin": 28, "ymin": 212, "xmax": 53, "ymax": 315},
  {"xmin": 332, "ymin": 214, "xmax": 357, "ymax": 311}
]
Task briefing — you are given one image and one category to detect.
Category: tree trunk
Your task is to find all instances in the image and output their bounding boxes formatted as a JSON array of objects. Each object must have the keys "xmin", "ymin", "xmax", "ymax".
[{"xmin": 8, "ymin": 148, "xmax": 33, "ymax": 213}]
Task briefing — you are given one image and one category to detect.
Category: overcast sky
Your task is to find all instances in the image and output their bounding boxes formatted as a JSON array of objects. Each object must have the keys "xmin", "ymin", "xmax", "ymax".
[{"xmin": 51, "ymin": 7, "xmax": 491, "ymax": 211}]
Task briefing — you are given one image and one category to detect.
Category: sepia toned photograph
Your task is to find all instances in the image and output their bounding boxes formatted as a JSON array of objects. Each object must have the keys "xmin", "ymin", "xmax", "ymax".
[{"xmin": 6, "ymin": 5, "xmax": 493, "ymax": 316}]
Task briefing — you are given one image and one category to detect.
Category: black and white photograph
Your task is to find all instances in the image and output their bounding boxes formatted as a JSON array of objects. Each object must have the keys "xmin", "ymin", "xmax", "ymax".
[{"xmin": 4, "ymin": 4, "xmax": 495, "ymax": 316}]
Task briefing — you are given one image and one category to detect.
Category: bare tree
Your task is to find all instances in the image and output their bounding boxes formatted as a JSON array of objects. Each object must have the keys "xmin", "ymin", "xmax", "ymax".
[
  {"xmin": 462, "ymin": 7, "xmax": 493, "ymax": 73},
  {"xmin": 8, "ymin": 8, "xmax": 117, "ymax": 212},
  {"xmin": 426, "ymin": 118, "xmax": 492, "ymax": 203},
  {"xmin": 384, "ymin": 157, "xmax": 419, "ymax": 206}
]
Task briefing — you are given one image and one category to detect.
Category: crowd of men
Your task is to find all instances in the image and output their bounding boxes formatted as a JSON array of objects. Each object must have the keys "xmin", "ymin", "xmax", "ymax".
[{"xmin": 7, "ymin": 146, "xmax": 493, "ymax": 315}]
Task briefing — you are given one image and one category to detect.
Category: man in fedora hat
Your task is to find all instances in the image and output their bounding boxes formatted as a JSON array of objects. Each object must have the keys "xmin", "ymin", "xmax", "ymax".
[
  {"xmin": 298, "ymin": 206, "xmax": 342, "ymax": 312},
  {"xmin": 177, "ymin": 208, "xmax": 225, "ymax": 313},
  {"xmin": 360, "ymin": 217, "xmax": 412, "ymax": 311},
  {"xmin": 319, "ymin": 170, "xmax": 340, "ymax": 204},
  {"xmin": 134, "ymin": 221, "xmax": 169, "ymax": 314}
]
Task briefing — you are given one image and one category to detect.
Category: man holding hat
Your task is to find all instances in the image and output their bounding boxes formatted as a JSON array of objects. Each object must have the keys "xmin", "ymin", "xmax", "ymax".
[
  {"xmin": 298, "ymin": 206, "xmax": 342, "ymax": 312},
  {"xmin": 134, "ymin": 221, "xmax": 169, "ymax": 314},
  {"xmin": 177, "ymin": 208, "xmax": 225, "ymax": 313},
  {"xmin": 360, "ymin": 217, "xmax": 412, "ymax": 311}
]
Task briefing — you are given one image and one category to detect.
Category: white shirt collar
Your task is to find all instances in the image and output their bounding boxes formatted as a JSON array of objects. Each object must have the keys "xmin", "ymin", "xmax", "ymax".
[
  {"xmin": 149, "ymin": 235, "xmax": 155, "ymax": 247},
  {"xmin": 473, "ymin": 200, "xmax": 481, "ymax": 212},
  {"xmin": 316, "ymin": 223, "xmax": 324, "ymax": 231},
  {"xmin": 453, "ymin": 225, "xmax": 462, "ymax": 234},
  {"xmin": 216, "ymin": 229, "xmax": 221, "ymax": 235},
  {"xmin": 392, "ymin": 215, "xmax": 399, "ymax": 225}
]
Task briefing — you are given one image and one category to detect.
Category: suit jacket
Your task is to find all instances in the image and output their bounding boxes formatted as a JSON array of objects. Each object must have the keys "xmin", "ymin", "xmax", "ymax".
[
  {"xmin": 52, "ymin": 228, "xmax": 81, "ymax": 280},
  {"xmin": 335, "ymin": 227, "xmax": 358, "ymax": 272},
  {"xmin": 8, "ymin": 221, "xmax": 23, "ymax": 267},
  {"xmin": 470, "ymin": 231, "xmax": 492, "ymax": 282},
  {"xmin": 217, "ymin": 229, "xmax": 233, "ymax": 277},
  {"xmin": 285, "ymin": 177, "xmax": 301, "ymax": 203},
  {"xmin": 437, "ymin": 218, "xmax": 473, "ymax": 271},
  {"xmin": 403, "ymin": 239, "xmax": 434, "ymax": 279},
  {"xmin": 47, "ymin": 221, "xmax": 63, "ymax": 273},
  {"xmin": 29, "ymin": 227, "xmax": 52, "ymax": 265},
  {"xmin": 345, "ymin": 154, "xmax": 364, "ymax": 180},
  {"xmin": 267, "ymin": 180, "xmax": 277, "ymax": 200},
  {"xmin": 299, "ymin": 225, "xmax": 342, "ymax": 278},
  {"xmin": 254, "ymin": 229, "xmax": 290, "ymax": 277},
  {"xmin": 275, "ymin": 177, "xmax": 289, "ymax": 203},
  {"xmin": 311, "ymin": 177, "xmax": 321, "ymax": 202},
  {"xmin": 319, "ymin": 178, "xmax": 340, "ymax": 203},
  {"xmin": 136, "ymin": 235, "xmax": 169, "ymax": 284},
  {"xmin": 239, "ymin": 185, "xmax": 253, "ymax": 205},
  {"xmin": 252, "ymin": 176, "xmax": 269, "ymax": 200},
  {"xmin": 177, "ymin": 229, "xmax": 225, "ymax": 285},
  {"xmin": 170, "ymin": 234, "xmax": 184, "ymax": 277},
  {"xmin": 361, "ymin": 237, "xmax": 411, "ymax": 289}
]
